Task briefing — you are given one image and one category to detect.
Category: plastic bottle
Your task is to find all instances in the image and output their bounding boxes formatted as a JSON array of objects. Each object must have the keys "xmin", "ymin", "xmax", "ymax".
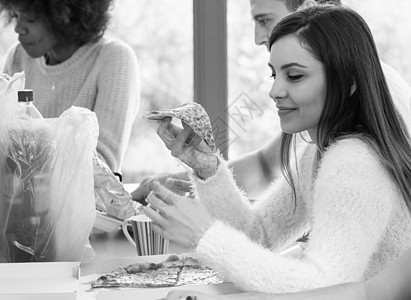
[
  {"xmin": 17, "ymin": 89, "xmax": 43, "ymax": 119},
  {"xmin": 9, "ymin": 89, "xmax": 50, "ymax": 262}
]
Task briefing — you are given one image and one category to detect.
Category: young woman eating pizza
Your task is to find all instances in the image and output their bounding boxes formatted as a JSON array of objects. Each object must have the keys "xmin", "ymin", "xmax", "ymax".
[{"xmin": 144, "ymin": 5, "xmax": 411, "ymax": 294}]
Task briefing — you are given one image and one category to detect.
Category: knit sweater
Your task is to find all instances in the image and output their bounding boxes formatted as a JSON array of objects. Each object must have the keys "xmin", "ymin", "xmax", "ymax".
[
  {"xmin": 191, "ymin": 138, "xmax": 411, "ymax": 293},
  {"xmin": 3, "ymin": 36, "xmax": 140, "ymax": 171}
]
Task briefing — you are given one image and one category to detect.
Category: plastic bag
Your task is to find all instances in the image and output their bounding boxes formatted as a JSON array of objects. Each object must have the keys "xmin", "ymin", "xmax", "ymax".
[
  {"xmin": 94, "ymin": 155, "xmax": 141, "ymax": 220},
  {"xmin": 0, "ymin": 73, "xmax": 97, "ymax": 262}
]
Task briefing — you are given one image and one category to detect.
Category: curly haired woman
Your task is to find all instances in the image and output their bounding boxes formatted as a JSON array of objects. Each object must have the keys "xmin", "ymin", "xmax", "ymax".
[{"xmin": 0, "ymin": 0, "xmax": 140, "ymax": 172}]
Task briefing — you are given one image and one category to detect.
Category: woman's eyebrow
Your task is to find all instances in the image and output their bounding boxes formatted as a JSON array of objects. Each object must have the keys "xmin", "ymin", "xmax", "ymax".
[
  {"xmin": 268, "ymin": 62, "xmax": 307, "ymax": 70},
  {"xmin": 280, "ymin": 62, "xmax": 307, "ymax": 70}
]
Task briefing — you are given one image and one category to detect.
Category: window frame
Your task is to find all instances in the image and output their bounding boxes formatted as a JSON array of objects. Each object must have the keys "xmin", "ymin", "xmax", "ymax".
[{"xmin": 193, "ymin": 0, "xmax": 228, "ymax": 159}]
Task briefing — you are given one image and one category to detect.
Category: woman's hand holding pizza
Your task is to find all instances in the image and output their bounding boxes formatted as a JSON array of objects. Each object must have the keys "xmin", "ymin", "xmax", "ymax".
[
  {"xmin": 157, "ymin": 117, "xmax": 218, "ymax": 180},
  {"xmin": 144, "ymin": 180, "xmax": 214, "ymax": 249}
]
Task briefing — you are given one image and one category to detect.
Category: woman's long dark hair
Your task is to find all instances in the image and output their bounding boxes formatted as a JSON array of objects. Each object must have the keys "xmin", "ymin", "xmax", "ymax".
[{"xmin": 269, "ymin": 5, "xmax": 411, "ymax": 210}]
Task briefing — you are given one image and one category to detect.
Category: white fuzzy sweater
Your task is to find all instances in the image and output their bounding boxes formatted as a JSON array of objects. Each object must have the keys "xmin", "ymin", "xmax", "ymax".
[
  {"xmin": 3, "ymin": 36, "xmax": 140, "ymax": 171},
  {"xmin": 191, "ymin": 138, "xmax": 411, "ymax": 293}
]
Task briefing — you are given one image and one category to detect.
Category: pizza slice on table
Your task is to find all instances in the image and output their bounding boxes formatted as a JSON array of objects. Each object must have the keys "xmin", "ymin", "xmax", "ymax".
[
  {"xmin": 91, "ymin": 264, "xmax": 181, "ymax": 288},
  {"xmin": 91, "ymin": 255, "xmax": 225, "ymax": 289},
  {"xmin": 143, "ymin": 102, "xmax": 216, "ymax": 152}
]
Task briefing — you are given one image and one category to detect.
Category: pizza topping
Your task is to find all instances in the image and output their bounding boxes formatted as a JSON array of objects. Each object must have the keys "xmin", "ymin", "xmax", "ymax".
[
  {"xmin": 124, "ymin": 262, "xmax": 162, "ymax": 274},
  {"xmin": 176, "ymin": 265, "xmax": 225, "ymax": 286},
  {"xmin": 165, "ymin": 254, "xmax": 180, "ymax": 262}
]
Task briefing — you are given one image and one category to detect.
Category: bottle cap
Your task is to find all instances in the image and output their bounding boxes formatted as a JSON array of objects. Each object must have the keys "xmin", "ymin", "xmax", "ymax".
[{"xmin": 18, "ymin": 89, "xmax": 34, "ymax": 102}]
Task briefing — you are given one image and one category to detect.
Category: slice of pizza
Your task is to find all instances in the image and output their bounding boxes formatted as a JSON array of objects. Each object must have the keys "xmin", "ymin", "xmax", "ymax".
[
  {"xmin": 91, "ymin": 254, "xmax": 226, "ymax": 289},
  {"xmin": 143, "ymin": 102, "xmax": 216, "ymax": 152},
  {"xmin": 91, "ymin": 255, "xmax": 186, "ymax": 289},
  {"xmin": 176, "ymin": 255, "xmax": 225, "ymax": 286},
  {"xmin": 177, "ymin": 265, "xmax": 225, "ymax": 286},
  {"xmin": 91, "ymin": 265, "xmax": 182, "ymax": 288}
]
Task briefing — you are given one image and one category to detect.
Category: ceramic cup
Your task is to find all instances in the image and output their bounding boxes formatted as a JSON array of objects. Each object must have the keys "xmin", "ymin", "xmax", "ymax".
[{"xmin": 122, "ymin": 215, "xmax": 169, "ymax": 256}]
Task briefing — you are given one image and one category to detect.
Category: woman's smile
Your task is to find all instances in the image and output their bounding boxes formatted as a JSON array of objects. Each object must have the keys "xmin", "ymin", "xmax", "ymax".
[{"xmin": 276, "ymin": 105, "xmax": 297, "ymax": 117}]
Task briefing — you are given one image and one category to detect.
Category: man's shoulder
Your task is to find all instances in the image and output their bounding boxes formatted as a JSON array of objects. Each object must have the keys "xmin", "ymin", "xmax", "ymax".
[
  {"xmin": 380, "ymin": 61, "xmax": 411, "ymax": 129},
  {"xmin": 380, "ymin": 61, "xmax": 411, "ymax": 99},
  {"xmin": 381, "ymin": 61, "xmax": 405, "ymax": 81}
]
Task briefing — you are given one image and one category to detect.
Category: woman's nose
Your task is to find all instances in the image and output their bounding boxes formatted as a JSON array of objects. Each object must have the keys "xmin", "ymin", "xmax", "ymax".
[
  {"xmin": 14, "ymin": 19, "xmax": 27, "ymax": 35},
  {"xmin": 269, "ymin": 79, "xmax": 287, "ymax": 103}
]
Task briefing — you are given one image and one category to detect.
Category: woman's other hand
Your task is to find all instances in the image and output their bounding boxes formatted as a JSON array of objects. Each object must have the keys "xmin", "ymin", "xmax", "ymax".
[
  {"xmin": 131, "ymin": 173, "xmax": 192, "ymax": 205},
  {"xmin": 157, "ymin": 117, "xmax": 218, "ymax": 179},
  {"xmin": 144, "ymin": 181, "xmax": 214, "ymax": 249}
]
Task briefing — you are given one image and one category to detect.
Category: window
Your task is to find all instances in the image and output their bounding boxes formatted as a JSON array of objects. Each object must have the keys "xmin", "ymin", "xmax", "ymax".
[
  {"xmin": 227, "ymin": 0, "xmax": 280, "ymax": 161},
  {"xmin": 344, "ymin": 0, "xmax": 411, "ymax": 84},
  {"xmin": 108, "ymin": 0, "xmax": 193, "ymax": 183}
]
